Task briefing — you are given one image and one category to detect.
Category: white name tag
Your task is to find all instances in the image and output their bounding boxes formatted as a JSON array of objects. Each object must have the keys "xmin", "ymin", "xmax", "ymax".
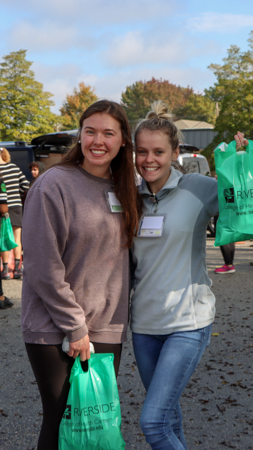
[
  {"xmin": 139, "ymin": 215, "xmax": 165, "ymax": 237},
  {"xmin": 107, "ymin": 192, "xmax": 123, "ymax": 213}
]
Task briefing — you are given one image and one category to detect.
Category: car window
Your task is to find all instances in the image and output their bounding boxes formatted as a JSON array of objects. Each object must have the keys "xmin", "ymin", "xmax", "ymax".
[
  {"xmin": 182, "ymin": 158, "xmax": 200, "ymax": 174},
  {"xmin": 198, "ymin": 158, "xmax": 211, "ymax": 176}
]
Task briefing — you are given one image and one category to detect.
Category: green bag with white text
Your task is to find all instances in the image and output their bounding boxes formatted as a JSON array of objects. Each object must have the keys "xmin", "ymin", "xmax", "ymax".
[
  {"xmin": 214, "ymin": 140, "xmax": 253, "ymax": 246},
  {"xmin": 58, "ymin": 353, "xmax": 125, "ymax": 450}
]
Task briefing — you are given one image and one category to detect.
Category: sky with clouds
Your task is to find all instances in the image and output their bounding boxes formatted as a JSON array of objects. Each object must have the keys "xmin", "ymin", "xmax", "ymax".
[{"xmin": 1, "ymin": 0, "xmax": 253, "ymax": 114}]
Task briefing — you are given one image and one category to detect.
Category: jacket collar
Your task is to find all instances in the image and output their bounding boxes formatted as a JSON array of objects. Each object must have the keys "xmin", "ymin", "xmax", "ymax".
[{"xmin": 139, "ymin": 166, "xmax": 183, "ymax": 200}]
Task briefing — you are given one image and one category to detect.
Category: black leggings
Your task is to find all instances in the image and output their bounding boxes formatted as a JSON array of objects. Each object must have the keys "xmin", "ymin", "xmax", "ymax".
[
  {"xmin": 213, "ymin": 214, "xmax": 235, "ymax": 265},
  {"xmin": 25, "ymin": 342, "xmax": 122, "ymax": 450},
  {"xmin": 220, "ymin": 242, "xmax": 235, "ymax": 266}
]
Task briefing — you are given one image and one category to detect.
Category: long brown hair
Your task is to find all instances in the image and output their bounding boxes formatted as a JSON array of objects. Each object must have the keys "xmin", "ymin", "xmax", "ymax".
[{"xmin": 61, "ymin": 99, "xmax": 142, "ymax": 247}]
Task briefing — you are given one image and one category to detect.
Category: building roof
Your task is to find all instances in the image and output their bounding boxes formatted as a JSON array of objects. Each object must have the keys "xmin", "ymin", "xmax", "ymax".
[{"xmin": 174, "ymin": 119, "xmax": 214, "ymax": 130}]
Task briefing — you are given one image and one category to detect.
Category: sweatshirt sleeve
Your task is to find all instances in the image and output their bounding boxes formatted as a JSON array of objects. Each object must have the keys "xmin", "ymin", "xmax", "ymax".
[{"xmin": 22, "ymin": 185, "xmax": 88, "ymax": 342}]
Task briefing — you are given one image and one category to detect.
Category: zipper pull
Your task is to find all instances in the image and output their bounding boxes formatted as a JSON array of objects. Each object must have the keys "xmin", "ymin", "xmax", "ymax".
[{"xmin": 149, "ymin": 193, "xmax": 158, "ymax": 213}]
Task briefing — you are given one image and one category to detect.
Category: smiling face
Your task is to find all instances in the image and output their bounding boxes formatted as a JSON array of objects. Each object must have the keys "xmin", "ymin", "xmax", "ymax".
[
  {"xmin": 135, "ymin": 130, "xmax": 179, "ymax": 193},
  {"xmin": 80, "ymin": 112, "xmax": 124, "ymax": 178}
]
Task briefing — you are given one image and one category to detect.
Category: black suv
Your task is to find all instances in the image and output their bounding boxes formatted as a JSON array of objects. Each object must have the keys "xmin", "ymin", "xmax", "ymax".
[{"xmin": 0, "ymin": 131, "xmax": 77, "ymax": 181}]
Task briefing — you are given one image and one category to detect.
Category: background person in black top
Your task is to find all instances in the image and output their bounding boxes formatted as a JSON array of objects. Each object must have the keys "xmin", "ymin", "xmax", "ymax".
[{"xmin": 0, "ymin": 147, "xmax": 29, "ymax": 279}]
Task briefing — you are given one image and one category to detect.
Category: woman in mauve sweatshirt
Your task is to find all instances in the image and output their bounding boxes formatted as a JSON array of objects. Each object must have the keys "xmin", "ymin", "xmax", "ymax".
[{"xmin": 21, "ymin": 100, "xmax": 142, "ymax": 450}]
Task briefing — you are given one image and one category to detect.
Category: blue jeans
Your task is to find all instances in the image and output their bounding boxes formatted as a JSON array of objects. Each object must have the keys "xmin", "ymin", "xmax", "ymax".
[{"xmin": 132, "ymin": 325, "xmax": 212, "ymax": 450}]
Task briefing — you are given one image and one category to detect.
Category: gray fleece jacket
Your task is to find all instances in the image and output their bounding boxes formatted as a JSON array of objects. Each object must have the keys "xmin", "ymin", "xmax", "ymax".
[
  {"xmin": 21, "ymin": 165, "xmax": 129, "ymax": 345},
  {"xmin": 131, "ymin": 167, "xmax": 218, "ymax": 335}
]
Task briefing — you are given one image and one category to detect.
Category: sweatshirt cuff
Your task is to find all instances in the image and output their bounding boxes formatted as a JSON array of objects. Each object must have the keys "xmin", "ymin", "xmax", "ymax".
[{"xmin": 66, "ymin": 323, "xmax": 88, "ymax": 342}]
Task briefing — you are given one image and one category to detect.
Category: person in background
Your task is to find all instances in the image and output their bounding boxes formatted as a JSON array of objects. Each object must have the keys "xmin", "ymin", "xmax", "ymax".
[
  {"xmin": 28, "ymin": 161, "xmax": 45, "ymax": 186},
  {"xmin": 213, "ymin": 133, "xmax": 249, "ymax": 275},
  {"xmin": 214, "ymin": 213, "xmax": 235, "ymax": 274},
  {"xmin": 21, "ymin": 100, "xmax": 142, "ymax": 450},
  {"xmin": 213, "ymin": 171, "xmax": 235, "ymax": 274},
  {"xmin": 0, "ymin": 147, "xmax": 29, "ymax": 279},
  {"xmin": 0, "ymin": 176, "xmax": 14, "ymax": 309},
  {"xmin": 130, "ymin": 102, "xmax": 247, "ymax": 450},
  {"xmin": 22, "ymin": 161, "xmax": 46, "ymax": 205}
]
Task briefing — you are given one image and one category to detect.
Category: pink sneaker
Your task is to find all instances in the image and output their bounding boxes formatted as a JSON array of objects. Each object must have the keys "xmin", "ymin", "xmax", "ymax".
[{"xmin": 214, "ymin": 264, "xmax": 235, "ymax": 274}]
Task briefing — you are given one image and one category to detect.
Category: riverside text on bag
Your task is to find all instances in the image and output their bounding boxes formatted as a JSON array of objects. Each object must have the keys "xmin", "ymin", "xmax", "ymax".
[
  {"xmin": 58, "ymin": 353, "xmax": 125, "ymax": 450},
  {"xmin": 214, "ymin": 140, "xmax": 253, "ymax": 246}
]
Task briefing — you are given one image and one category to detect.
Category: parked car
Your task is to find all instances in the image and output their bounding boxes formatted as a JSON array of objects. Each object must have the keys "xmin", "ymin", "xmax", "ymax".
[
  {"xmin": 178, "ymin": 144, "xmax": 215, "ymax": 236},
  {"xmin": 178, "ymin": 143, "xmax": 211, "ymax": 177},
  {"xmin": 0, "ymin": 141, "xmax": 35, "ymax": 181},
  {"xmin": 0, "ymin": 131, "xmax": 77, "ymax": 181}
]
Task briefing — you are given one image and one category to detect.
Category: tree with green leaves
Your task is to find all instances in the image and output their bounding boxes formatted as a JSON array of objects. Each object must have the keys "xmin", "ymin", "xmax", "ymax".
[
  {"xmin": 202, "ymin": 30, "xmax": 253, "ymax": 171},
  {"xmin": 173, "ymin": 93, "xmax": 216, "ymax": 125},
  {"xmin": 207, "ymin": 31, "xmax": 253, "ymax": 142},
  {"xmin": 121, "ymin": 78, "xmax": 193, "ymax": 125},
  {"xmin": 0, "ymin": 49, "xmax": 58, "ymax": 141},
  {"xmin": 60, "ymin": 82, "xmax": 98, "ymax": 130}
]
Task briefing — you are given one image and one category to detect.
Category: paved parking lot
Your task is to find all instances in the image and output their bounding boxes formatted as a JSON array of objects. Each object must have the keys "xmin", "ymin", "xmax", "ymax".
[{"xmin": 1, "ymin": 238, "xmax": 253, "ymax": 449}]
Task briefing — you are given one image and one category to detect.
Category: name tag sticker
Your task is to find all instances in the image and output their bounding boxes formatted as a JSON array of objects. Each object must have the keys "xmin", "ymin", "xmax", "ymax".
[
  {"xmin": 107, "ymin": 192, "xmax": 123, "ymax": 213},
  {"xmin": 139, "ymin": 215, "xmax": 165, "ymax": 237}
]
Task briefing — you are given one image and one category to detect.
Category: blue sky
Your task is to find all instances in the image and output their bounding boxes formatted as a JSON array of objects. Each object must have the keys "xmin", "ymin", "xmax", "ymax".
[{"xmin": 1, "ymin": 0, "xmax": 253, "ymax": 114}]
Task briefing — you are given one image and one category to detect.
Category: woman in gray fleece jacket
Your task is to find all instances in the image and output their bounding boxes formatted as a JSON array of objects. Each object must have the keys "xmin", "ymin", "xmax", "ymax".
[
  {"xmin": 130, "ymin": 102, "xmax": 247, "ymax": 450},
  {"xmin": 21, "ymin": 100, "xmax": 142, "ymax": 450}
]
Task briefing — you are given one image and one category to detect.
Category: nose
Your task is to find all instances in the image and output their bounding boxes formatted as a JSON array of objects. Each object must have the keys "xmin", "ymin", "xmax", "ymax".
[
  {"xmin": 93, "ymin": 133, "xmax": 103, "ymax": 146},
  {"xmin": 145, "ymin": 152, "xmax": 155, "ymax": 163}
]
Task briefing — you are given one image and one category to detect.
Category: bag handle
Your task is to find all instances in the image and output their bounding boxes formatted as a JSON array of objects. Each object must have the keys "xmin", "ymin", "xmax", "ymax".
[
  {"xmin": 229, "ymin": 139, "xmax": 253, "ymax": 155},
  {"xmin": 238, "ymin": 139, "xmax": 253, "ymax": 155},
  {"xmin": 81, "ymin": 359, "xmax": 89, "ymax": 372},
  {"xmin": 215, "ymin": 139, "xmax": 253, "ymax": 155}
]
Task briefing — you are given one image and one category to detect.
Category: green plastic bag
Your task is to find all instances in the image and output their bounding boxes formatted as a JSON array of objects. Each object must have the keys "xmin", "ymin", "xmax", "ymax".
[
  {"xmin": 214, "ymin": 140, "xmax": 253, "ymax": 246},
  {"xmin": 58, "ymin": 353, "xmax": 125, "ymax": 450},
  {"xmin": 0, "ymin": 216, "xmax": 18, "ymax": 252}
]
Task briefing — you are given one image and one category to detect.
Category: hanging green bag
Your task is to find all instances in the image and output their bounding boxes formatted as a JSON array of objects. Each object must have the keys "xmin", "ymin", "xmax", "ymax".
[
  {"xmin": 0, "ymin": 215, "xmax": 18, "ymax": 252},
  {"xmin": 214, "ymin": 140, "xmax": 253, "ymax": 246},
  {"xmin": 58, "ymin": 353, "xmax": 125, "ymax": 450}
]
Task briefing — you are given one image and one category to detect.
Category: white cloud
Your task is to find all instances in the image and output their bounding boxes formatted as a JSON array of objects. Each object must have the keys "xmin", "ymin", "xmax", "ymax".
[
  {"xmin": 2, "ymin": 0, "xmax": 179, "ymax": 25},
  {"xmin": 32, "ymin": 62, "xmax": 100, "ymax": 113},
  {"xmin": 0, "ymin": 0, "xmax": 240, "ymax": 117},
  {"xmin": 188, "ymin": 13, "xmax": 253, "ymax": 33},
  {"xmin": 104, "ymin": 29, "xmax": 220, "ymax": 68},
  {"xmin": 9, "ymin": 22, "xmax": 84, "ymax": 52}
]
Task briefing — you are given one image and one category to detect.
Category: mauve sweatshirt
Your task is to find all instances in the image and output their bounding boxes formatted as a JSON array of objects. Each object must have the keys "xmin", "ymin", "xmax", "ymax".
[{"xmin": 21, "ymin": 165, "xmax": 129, "ymax": 345}]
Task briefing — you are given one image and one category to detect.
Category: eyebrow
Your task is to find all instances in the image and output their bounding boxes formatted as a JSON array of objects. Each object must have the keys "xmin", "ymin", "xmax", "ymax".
[
  {"xmin": 137, "ymin": 146, "xmax": 166, "ymax": 150},
  {"xmin": 84, "ymin": 126, "xmax": 116, "ymax": 132}
]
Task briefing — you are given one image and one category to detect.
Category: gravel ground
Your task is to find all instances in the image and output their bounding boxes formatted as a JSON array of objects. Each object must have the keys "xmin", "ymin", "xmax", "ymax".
[{"xmin": 0, "ymin": 237, "xmax": 253, "ymax": 450}]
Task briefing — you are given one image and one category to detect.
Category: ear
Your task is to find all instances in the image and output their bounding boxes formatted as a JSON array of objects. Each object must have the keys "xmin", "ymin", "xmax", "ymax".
[{"xmin": 173, "ymin": 146, "xmax": 180, "ymax": 161}]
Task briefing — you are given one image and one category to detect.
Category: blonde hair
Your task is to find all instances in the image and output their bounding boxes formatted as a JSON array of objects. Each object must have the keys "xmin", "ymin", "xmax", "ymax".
[
  {"xmin": 0, "ymin": 147, "xmax": 11, "ymax": 163},
  {"xmin": 134, "ymin": 100, "xmax": 182, "ymax": 151}
]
